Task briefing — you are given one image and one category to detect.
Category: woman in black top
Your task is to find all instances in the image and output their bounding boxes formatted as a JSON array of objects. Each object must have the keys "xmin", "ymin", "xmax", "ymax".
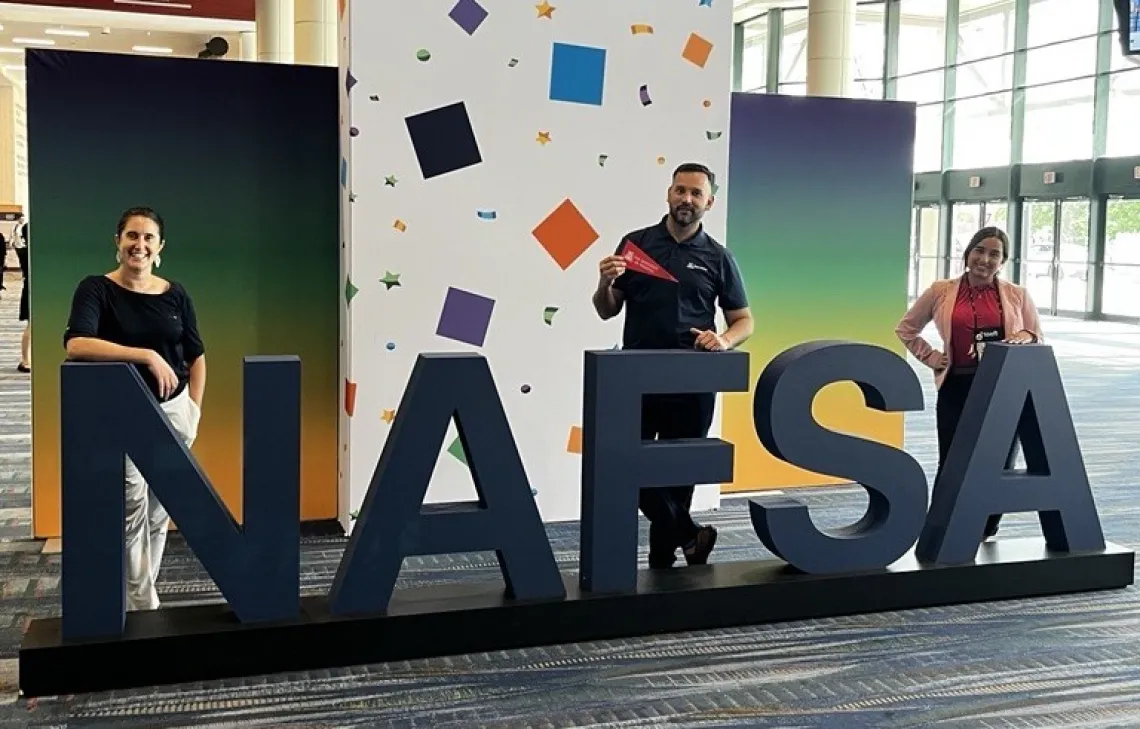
[{"xmin": 63, "ymin": 206, "xmax": 207, "ymax": 611}]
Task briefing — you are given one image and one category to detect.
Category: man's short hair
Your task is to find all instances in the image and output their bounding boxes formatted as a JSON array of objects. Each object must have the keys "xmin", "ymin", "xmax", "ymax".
[{"xmin": 672, "ymin": 162, "xmax": 716, "ymax": 190}]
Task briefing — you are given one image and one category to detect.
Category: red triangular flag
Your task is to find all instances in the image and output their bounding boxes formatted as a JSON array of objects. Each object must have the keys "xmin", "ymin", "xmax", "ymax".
[{"xmin": 621, "ymin": 240, "xmax": 677, "ymax": 282}]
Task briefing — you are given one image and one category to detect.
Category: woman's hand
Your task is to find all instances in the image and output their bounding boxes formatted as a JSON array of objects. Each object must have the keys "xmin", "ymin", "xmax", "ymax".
[
  {"xmin": 934, "ymin": 352, "xmax": 948, "ymax": 371},
  {"xmin": 145, "ymin": 351, "xmax": 179, "ymax": 399},
  {"xmin": 1004, "ymin": 330, "xmax": 1036, "ymax": 344}
]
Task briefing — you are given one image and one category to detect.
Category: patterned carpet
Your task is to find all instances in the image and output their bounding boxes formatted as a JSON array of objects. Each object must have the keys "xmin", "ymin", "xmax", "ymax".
[{"xmin": 0, "ymin": 277, "xmax": 1138, "ymax": 728}]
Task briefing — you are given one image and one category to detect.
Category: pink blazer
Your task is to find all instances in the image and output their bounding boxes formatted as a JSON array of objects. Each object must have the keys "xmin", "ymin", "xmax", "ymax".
[{"xmin": 895, "ymin": 277, "xmax": 1043, "ymax": 389}]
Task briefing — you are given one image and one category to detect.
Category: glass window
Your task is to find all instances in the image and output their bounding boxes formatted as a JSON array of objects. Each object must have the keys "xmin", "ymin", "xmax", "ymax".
[
  {"xmin": 952, "ymin": 91, "xmax": 1012, "ymax": 168},
  {"xmin": 897, "ymin": 0, "xmax": 947, "ymax": 75},
  {"xmin": 741, "ymin": 14, "xmax": 768, "ymax": 92},
  {"xmin": 854, "ymin": 2, "xmax": 886, "ymax": 88},
  {"xmin": 955, "ymin": 0, "xmax": 1015, "ymax": 97},
  {"xmin": 781, "ymin": 9, "xmax": 809, "ymax": 85},
  {"xmin": 913, "ymin": 103, "xmax": 944, "ymax": 172},
  {"xmin": 1022, "ymin": 79, "xmax": 1094, "ymax": 163},
  {"xmin": 853, "ymin": 79, "xmax": 884, "ymax": 99},
  {"xmin": 897, "ymin": 69, "xmax": 945, "ymax": 104},
  {"xmin": 1102, "ymin": 199, "xmax": 1140, "ymax": 317},
  {"xmin": 777, "ymin": 82, "xmax": 807, "ymax": 96},
  {"xmin": 1026, "ymin": 0, "xmax": 1099, "ymax": 48},
  {"xmin": 1025, "ymin": 38, "xmax": 1098, "ymax": 86},
  {"xmin": 1107, "ymin": 68, "xmax": 1140, "ymax": 157}
]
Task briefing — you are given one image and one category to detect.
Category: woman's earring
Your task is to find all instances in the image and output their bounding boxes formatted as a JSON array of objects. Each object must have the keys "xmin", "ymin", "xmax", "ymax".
[
  {"xmin": 114, "ymin": 250, "xmax": 121, "ymax": 263},
  {"xmin": 154, "ymin": 255, "xmax": 162, "ymax": 269}
]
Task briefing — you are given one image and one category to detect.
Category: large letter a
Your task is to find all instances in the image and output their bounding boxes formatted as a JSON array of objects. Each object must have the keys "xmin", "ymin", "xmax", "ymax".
[{"xmin": 329, "ymin": 354, "xmax": 565, "ymax": 616}]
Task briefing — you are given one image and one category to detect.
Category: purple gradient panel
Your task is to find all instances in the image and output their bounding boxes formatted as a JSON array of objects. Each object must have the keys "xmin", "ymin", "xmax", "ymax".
[
  {"xmin": 436, "ymin": 287, "xmax": 496, "ymax": 346},
  {"xmin": 448, "ymin": 0, "xmax": 488, "ymax": 35}
]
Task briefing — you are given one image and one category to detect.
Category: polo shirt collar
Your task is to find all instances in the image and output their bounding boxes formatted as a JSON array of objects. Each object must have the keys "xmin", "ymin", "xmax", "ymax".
[{"xmin": 657, "ymin": 215, "xmax": 706, "ymax": 246}]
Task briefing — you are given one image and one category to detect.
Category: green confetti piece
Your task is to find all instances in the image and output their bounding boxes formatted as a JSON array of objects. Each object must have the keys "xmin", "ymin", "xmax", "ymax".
[
  {"xmin": 447, "ymin": 436, "xmax": 467, "ymax": 465},
  {"xmin": 416, "ymin": 49, "xmax": 431, "ymax": 62},
  {"xmin": 706, "ymin": 130, "xmax": 723, "ymax": 140},
  {"xmin": 380, "ymin": 271, "xmax": 401, "ymax": 290},
  {"xmin": 345, "ymin": 277, "xmax": 359, "ymax": 305},
  {"xmin": 543, "ymin": 306, "xmax": 559, "ymax": 325}
]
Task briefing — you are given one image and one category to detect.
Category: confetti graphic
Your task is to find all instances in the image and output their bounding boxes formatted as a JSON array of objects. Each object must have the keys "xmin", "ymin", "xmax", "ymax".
[
  {"xmin": 381, "ymin": 408, "xmax": 396, "ymax": 424},
  {"xmin": 447, "ymin": 436, "xmax": 468, "ymax": 464},
  {"xmin": 416, "ymin": 49, "xmax": 431, "ymax": 62},
  {"xmin": 543, "ymin": 306, "xmax": 559, "ymax": 325},
  {"xmin": 657, "ymin": 155, "xmax": 666, "ymax": 165},
  {"xmin": 350, "ymin": 126, "xmax": 360, "ymax": 137},
  {"xmin": 566, "ymin": 426, "xmax": 583, "ymax": 455},
  {"xmin": 549, "ymin": 42, "xmax": 607, "ymax": 106},
  {"xmin": 703, "ymin": 98, "xmax": 712, "ymax": 107},
  {"xmin": 385, "ymin": 175, "xmax": 398, "ymax": 187},
  {"xmin": 437, "ymin": 287, "xmax": 496, "ymax": 346},
  {"xmin": 477, "ymin": 210, "xmax": 498, "ymax": 220},
  {"xmin": 344, "ymin": 379, "xmax": 357, "ymax": 417},
  {"xmin": 340, "ymin": 157, "xmax": 347, "ymax": 187},
  {"xmin": 521, "ymin": 384, "xmax": 532, "ymax": 394},
  {"xmin": 369, "ymin": 94, "xmax": 380, "ymax": 101},
  {"xmin": 405, "ymin": 101, "xmax": 483, "ymax": 180},
  {"xmin": 448, "ymin": 0, "xmax": 488, "ymax": 35},
  {"xmin": 535, "ymin": 0, "xmax": 555, "ymax": 18},
  {"xmin": 598, "ymin": 154, "xmax": 608, "ymax": 166},
  {"xmin": 532, "ymin": 198, "xmax": 600, "ymax": 270},
  {"xmin": 631, "ymin": 23, "xmax": 654, "ymax": 34},
  {"xmin": 508, "ymin": 58, "xmax": 519, "ymax": 67},
  {"xmin": 639, "ymin": 84, "xmax": 652, "ymax": 106},
  {"xmin": 380, "ymin": 271, "xmax": 401, "ymax": 289},
  {"xmin": 386, "ymin": 341, "xmax": 396, "ymax": 351},
  {"xmin": 706, "ymin": 130, "xmax": 723, "ymax": 140},
  {"xmin": 346, "ymin": 70, "xmax": 358, "ymax": 93},
  {"xmin": 699, "ymin": 0, "xmax": 714, "ymax": 6},
  {"xmin": 344, "ymin": 277, "xmax": 359, "ymax": 305},
  {"xmin": 393, "ymin": 219, "xmax": 407, "ymax": 232},
  {"xmin": 536, "ymin": 130, "xmax": 552, "ymax": 145},
  {"xmin": 682, "ymin": 33, "xmax": 714, "ymax": 68}
]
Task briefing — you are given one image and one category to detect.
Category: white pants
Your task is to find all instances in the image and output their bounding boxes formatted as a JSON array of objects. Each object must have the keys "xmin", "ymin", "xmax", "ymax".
[{"xmin": 124, "ymin": 387, "xmax": 201, "ymax": 611}]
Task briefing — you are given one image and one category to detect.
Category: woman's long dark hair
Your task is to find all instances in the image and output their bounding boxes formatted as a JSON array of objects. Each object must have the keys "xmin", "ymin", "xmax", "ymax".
[{"xmin": 962, "ymin": 226, "xmax": 1009, "ymax": 274}]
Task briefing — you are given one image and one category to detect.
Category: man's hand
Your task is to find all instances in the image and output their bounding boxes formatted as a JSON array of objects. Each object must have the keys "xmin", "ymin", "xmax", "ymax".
[
  {"xmin": 598, "ymin": 255, "xmax": 627, "ymax": 284},
  {"xmin": 691, "ymin": 328, "xmax": 728, "ymax": 351}
]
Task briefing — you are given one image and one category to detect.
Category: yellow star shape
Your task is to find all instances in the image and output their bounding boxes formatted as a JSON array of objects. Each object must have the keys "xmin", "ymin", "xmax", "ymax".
[
  {"xmin": 381, "ymin": 408, "xmax": 396, "ymax": 424},
  {"xmin": 536, "ymin": 130, "xmax": 552, "ymax": 145},
  {"xmin": 536, "ymin": 1, "xmax": 555, "ymax": 18}
]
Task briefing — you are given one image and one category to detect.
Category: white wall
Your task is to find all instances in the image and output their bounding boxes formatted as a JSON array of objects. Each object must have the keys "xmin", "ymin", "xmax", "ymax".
[{"xmin": 342, "ymin": 0, "xmax": 732, "ymax": 526}]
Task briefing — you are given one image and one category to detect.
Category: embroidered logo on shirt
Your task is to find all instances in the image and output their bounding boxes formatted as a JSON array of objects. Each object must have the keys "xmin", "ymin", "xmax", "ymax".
[{"xmin": 686, "ymin": 262, "xmax": 708, "ymax": 272}]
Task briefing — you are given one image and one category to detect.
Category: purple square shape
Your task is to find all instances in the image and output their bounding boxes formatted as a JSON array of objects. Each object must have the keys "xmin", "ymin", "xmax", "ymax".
[
  {"xmin": 448, "ymin": 0, "xmax": 488, "ymax": 36},
  {"xmin": 436, "ymin": 287, "xmax": 495, "ymax": 347}
]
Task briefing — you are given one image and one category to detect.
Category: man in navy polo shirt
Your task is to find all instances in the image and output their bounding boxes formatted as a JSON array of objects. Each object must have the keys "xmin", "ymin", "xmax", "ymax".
[{"xmin": 591, "ymin": 162, "xmax": 754, "ymax": 569}]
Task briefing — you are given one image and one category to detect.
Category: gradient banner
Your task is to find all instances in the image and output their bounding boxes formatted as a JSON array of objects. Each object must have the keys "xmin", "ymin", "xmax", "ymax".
[
  {"xmin": 723, "ymin": 93, "xmax": 916, "ymax": 491},
  {"xmin": 27, "ymin": 50, "xmax": 340, "ymax": 537}
]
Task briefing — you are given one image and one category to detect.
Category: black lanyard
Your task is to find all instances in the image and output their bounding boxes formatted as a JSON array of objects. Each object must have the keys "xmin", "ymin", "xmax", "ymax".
[{"xmin": 965, "ymin": 277, "xmax": 1003, "ymax": 331}]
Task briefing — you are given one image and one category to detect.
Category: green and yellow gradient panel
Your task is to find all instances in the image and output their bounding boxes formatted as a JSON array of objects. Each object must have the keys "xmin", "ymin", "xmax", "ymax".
[
  {"xmin": 723, "ymin": 93, "xmax": 916, "ymax": 492},
  {"xmin": 27, "ymin": 50, "xmax": 340, "ymax": 537}
]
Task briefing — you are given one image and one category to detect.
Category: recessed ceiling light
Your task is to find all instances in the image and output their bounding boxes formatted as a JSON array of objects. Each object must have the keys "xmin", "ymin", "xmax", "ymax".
[
  {"xmin": 132, "ymin": 45, "xmax": 173, "ymax": 54},
  {"xmin": 44, "ymin": 29, "xmax": 91, "ymax": 38},
  {"xmin": 12, "ymin": 38, "xmax": 55, "ymax": 47}
]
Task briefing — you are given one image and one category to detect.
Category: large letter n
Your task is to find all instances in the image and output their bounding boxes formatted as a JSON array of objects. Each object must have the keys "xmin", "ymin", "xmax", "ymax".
[{"xmin": 60, "ymin": 358, "xmax": 301, "ymax": 640}]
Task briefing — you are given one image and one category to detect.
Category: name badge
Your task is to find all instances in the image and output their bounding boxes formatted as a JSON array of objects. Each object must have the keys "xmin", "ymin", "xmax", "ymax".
[{"xmin": 972, "ymin": 326, "xmax": 1004, "ymax": 360}]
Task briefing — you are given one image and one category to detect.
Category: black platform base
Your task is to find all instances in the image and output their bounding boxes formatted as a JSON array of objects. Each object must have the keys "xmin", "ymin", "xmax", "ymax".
[{"xmin": 20, "ymin": 538, "xmax": 1134, "ymax": 697}]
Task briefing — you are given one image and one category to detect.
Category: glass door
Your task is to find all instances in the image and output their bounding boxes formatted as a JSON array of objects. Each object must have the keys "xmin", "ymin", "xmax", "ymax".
[
  {"xmin": 1102, "ymin": 198, "xmax": 1140, "ymax": 319},
  {"xmin": 908, "ymin": 205, "xmax": 941, "ymax": 299},
  {"xmin": 1021, "ymin": 200, "xmax": 1057, "ymax": 313},
  {"xmin": 1020, "ymin": 199, "xmax": 1091, "ymax": 316}
]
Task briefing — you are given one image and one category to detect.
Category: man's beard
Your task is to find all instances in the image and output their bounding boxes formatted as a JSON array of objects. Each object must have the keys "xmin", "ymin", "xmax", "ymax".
[{"xmin": 670, "ymin": 204, "xmax": 702, "ymax": 226}]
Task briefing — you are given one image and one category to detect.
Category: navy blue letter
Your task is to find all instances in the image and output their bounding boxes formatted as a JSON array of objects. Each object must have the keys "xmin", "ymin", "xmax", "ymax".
[
  {"xmin": 579, "ymin": 349, "xmax": 749, "ymax": 593},
  {"xmin": 61, "ymin": 357, "xmax": 301, "ymax": 640},
  {"xmin": 750, "ymin": 342, "xmax": 928, "ymax": 573},
  {"xmin": 329, "ymin": 353, "xmax": 564, "ymax": 616},
  {"xmin": 917, "ymin": 344, "xmax": 1105, "ymax": 563}
]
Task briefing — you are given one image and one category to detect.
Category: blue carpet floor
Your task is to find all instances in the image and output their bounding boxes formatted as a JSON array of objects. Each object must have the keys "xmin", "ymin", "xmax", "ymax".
[{"xmin": 0, "ymin": 281, "xmax": 1137, "ymax": 728}]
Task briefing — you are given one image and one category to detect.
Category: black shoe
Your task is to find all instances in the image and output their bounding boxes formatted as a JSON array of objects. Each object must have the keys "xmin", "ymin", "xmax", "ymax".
[
  {"xmin": 648, "ymin": 552, "xmax": 677, "ymax": 569},
  {"xmin": 683, "ymin": 526, "xmax": 717, "ymax": 566},
  {"xmin": 16, "ymin": 364, "xmax": 29, "ymax": 373},
  {"xmin": 983, "ymin": 515, "xmax": 1001, "ymax": 540}
]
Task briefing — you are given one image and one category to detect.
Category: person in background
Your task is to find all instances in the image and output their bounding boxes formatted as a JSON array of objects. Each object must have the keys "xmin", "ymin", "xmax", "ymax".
[
  {"xmin": 63, "ymin": 206, "xmax": 206, "ymax": 610},
  {"xmin": 895, "ymin": 226, "xmax": 1042, "ymax": 539},
  {"xmin": 592, "ymin": 162, "xmax": 753, "ymax": 569},
  {"xmin": 15, "ymin": 215, "xmax": 28, "ymax": 372}
]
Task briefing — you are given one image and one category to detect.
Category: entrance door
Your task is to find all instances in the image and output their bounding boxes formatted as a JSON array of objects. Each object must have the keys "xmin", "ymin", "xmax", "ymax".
[
  {"xmin": 908, "ymin": 205, "xmax": 941, "ymax": 299},
  {"xmin": 1020, "ymin": 199, "xmax": 1090, "ymax": 315},
  {"xmin": 949, "ymin": 200, "xmax": 1008, "ymax": 278}
]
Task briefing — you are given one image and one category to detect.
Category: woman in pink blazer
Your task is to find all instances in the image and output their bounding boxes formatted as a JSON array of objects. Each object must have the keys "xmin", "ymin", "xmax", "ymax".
[{"xmin": 896, "ymin": 226, "xmax": 1043, "ymax": 538}]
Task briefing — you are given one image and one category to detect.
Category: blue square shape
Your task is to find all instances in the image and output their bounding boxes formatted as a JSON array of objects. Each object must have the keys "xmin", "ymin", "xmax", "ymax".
[{"xmin": 549, "ymin": 43, "xmax": 606, "ymax": 106}]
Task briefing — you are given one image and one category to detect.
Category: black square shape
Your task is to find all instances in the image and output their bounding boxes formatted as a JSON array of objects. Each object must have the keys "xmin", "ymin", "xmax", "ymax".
[{"xmin": 404, "ymin": 101, "xmax": 483, "ymax": 180}]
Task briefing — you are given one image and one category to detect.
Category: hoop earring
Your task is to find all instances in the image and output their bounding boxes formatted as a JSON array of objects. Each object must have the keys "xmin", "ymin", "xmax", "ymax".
[{"xmin": 154, "ymin": 255, "xmax": 162, "ymax": 269}]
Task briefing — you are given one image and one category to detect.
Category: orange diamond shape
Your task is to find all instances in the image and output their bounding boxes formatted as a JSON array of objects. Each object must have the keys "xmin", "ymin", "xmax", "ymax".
[
  {"xmin": 682, "ymin": 33, "xmax": 714, "ymax": 68},
  {"xmin": 532, "ymin": 198, "xmax": 599, "ymax": 270},
  {"xmin": 566, "ymin": 425, "xmax": 583, "ymax": 455}
]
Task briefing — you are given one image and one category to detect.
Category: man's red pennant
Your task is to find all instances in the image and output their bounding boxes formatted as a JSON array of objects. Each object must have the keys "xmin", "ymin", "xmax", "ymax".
[{"xmin": 621, "ymin": 240, "xmax": 678, "ymax": 282}]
